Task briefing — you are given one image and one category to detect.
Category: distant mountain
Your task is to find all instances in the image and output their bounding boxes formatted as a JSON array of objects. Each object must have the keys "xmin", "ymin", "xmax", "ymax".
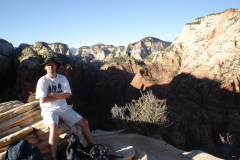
[
  {"xmin": 70, "ymin": 47, "xmax": 78, "ymax": 54},
  {"xmin": 74, "ymin": 36, "xmax": 171, "ymax": 62}
]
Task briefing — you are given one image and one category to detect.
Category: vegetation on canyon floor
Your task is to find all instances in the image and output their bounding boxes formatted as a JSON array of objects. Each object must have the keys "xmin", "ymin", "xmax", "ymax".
[
  {"xmin": 104, "ymin": 56, "xmax": 127, "ymax": 66},
  {"xmin": 111, "ymin": 90, "xmax": 169, "ymax": 136},
  {"xmin": 200, "ymin": 133, "xmax": 238, "ymax": 160}
]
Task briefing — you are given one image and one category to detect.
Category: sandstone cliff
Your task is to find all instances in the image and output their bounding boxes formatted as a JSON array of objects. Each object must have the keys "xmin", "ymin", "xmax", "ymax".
[
  {"xmin": 75, "ymin": 37, "xmax": 171, "ymax": 62},
  {"xmin": 123, "ymin": 8, "xmax": 240, "ymax": 158},
  {"xmin": 0, "ymin": 8, "xmax": 240, "ymax": 160},
  {"xmin": 0, "ymin": 39, "xmax": 14, "ymax": 55},
  {"xmin": 147, "ymin": 8, "xmax": 240, "ymax": 85},
  {"xmin": 48, "ymin": 43, "xmax": 72, "ymax": 56}
]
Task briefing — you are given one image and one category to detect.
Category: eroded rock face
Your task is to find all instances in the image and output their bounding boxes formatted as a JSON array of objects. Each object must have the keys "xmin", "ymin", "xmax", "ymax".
[
  {"xmin": 166, "ymin": 9, "xmax": 239, "ymax": 84},
  {"xmin": 48, "ymin": 43, "xmax": 72, "ymax": 56},
  {"xmin": 75, "ymin": 37, "xmax": 171, "ymax": 62},
  {"xmin": 0, "ymin": 39, "xmax": 14, "ymax": 55},
  {"xmin": 92, "ymin": 130, "xmax": 222, "ymax": 160},
  {"xmin": 0, "ymin": 55, "xmax": 16, "ymax": 102},
  {"xmin": 0, "ymin": 8, "xmax": 239, "ymax": 156},
  {"xmin": 92, "ymin": 58, "xmax": 142, "ymax": 108},
  {"xmin": 131, "ymin": 37, "xmax": 171, "ymax": 60},
  {"xmin": 0, "ymin": 40, "xmax": 17, "ymax": 102},
  {"xmin": 126, "ymin": 67, "xmax": 240, "ymax": 152}
]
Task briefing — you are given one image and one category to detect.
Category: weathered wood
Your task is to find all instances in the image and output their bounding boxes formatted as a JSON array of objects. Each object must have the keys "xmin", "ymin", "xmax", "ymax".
[
  {"xmin": 23, "ymin": 132, "xmax": 40, "ymax": 145},
  {"xmin": 39, "ymin": 137, "xmax": 70, "ymax": 157},
  {"xmin": 0, "ymin": 101, "xmax": 24, "ymax": 114},
  {"xmin": 36, "ymin": 121, "xmax": 71, "ymax": 141},
  {"xmin": 0, "ymin": 126, "xmax": 21, "ymax": 139},
  {"xmin": 56, "ymin": 138, "xmax": 69, "ymax": 150},
  {"xmin": 35, "ymin": 130, "xmax": 73, "ymax": 149},
  {"xmin": 19, "ymin": 114, "xmax": 43, "ymax": 129},
  {"xmin": 0, "ymin": 101, "xmax": 39, "ymax": 122},
  {"xmin": 0, "ymin": 109, "xmax": 41, "ymax": 133},
  {"xmin": 32, "ymin": 120, "xmax": 47, "ymax": 131},
  {"xmin": 27, "ymin": 137, "xmax": 40, "ymax": 145},
  {"xmin": 0, "ymin": 151, "xmax": 6, "ymax": 160},
  {"xmin": 42, "ymin": 155, "xmax": 52, "ymax": 160},
  {"xmin": 0, "ymin": 126, "xmax": 33, "ymax": 148},
  {"xmin": 0, "ymin": 100, "xmax": 85, "ymax": 159},
  {"xmin": 40, "ymin": 146, "xmax": 51, "ymax": 157},
  {"xmin": 0, "ymin": 145, "xmax": 9, "ymax": 153},
  {"xmin": 0, "ymin": 100, "xmax": 23, "ymax": 107}
]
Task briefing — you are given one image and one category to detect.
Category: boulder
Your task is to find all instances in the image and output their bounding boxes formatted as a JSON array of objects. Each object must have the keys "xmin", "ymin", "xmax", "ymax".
[
  {"xmin": 91, "ymin": 130, "xmax": 223, "ymax": 160},
  {"xmin": 0, "ymin": 39, "xmax": 14, "ymax": 55}
]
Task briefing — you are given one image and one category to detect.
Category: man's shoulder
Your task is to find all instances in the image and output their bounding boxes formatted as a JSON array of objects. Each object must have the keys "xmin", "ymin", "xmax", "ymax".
[
  {"xmin": 38, "ymin": 75, "xmax": 47, "ymax": 82},
  {"xmin": 57, "ymin": 74, "xmax": 68, "ymax": 80},
  {"xmin": 57, "ymin": 74, "xmax": 65, "ymax": 78}
]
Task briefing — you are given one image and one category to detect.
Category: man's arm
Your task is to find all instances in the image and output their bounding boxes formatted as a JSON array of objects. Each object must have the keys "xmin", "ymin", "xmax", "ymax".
[
  {"xmin": 40, "ymin": 96, "xmax": 59, "ymax": 103},
  {"xmin": 39, "ymin": 92, "xmax": 70, "ymax": 103},
  {"xmin": 47, "ymin": 92, "xmax": 71, "ymax": 99}
]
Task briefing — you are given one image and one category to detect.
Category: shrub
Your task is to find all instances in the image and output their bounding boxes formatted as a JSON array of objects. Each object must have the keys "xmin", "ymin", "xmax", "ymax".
[
  {"xmin": 27, "ymin": 93, "xmax": 38, "ymax": 103},
  {"xmin": 218, "ymin": 133, "xmax": 236, "ymax": 159},
  {"xmin": 200, "ymin": 133, "xmax": 237, "ymax": 159},
  {"xmin": 169, "ymin": 68, "xmax": 180, "ymax": 79},
  {"xmin": 216, "ymin": 79, "xmax": 222, "ymax": 87},
  {"xmin": 111, "ymin": 90, "xmax": 168, "ymax": 136},
  {"xmin": 105, "ymin": 57, "xmax": 127, "ymax": 65}
]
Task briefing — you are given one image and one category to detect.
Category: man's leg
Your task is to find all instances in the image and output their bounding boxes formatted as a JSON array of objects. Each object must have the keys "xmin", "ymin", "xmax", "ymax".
[
  {"xmin": 49, "ymin": 123, "xmax": 58, "ymax": 159},
  {"xmin": 76, "ymin": 118, "xmax": 94, "ymax": 145}
]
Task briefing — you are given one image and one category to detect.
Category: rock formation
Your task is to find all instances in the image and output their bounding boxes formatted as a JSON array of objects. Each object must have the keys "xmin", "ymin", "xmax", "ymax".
[
  {"xmin": 92, "ymin": 130, "xmax": 223, "ymax": 160},
  {"xmin": 0, "ymin": 100, "xmax": 222, "ymax": 160},
  {"xmin": 118, "ymin": 8, "xmax": 240, "ymax": 158},
  {"xmin": 147, "ymin": 8, "xmax": 240, "ymax": 85},
  {"xmin": 0, "ymin": 8, "xmax": 239, "ymax": 160},
  {"xmin": 0, "ymin": 39, "xmax": 14, "ymax": 55},
  {"xmin": 48, "ymin": 43, "xmax": 72, "ymax": 56},
  {"xmin": 75, "ymin": 37, "xmax": 171, "ymax": 62}
]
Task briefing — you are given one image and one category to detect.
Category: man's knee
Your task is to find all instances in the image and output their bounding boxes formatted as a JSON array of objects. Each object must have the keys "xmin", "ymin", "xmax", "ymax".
[
  {"xmin": 77, "ymin": 118, "xmax": 89, "ymax": 128},
  {"xmin": 49, "ymin": 123, "xmax": 58, "ymax": 133}
]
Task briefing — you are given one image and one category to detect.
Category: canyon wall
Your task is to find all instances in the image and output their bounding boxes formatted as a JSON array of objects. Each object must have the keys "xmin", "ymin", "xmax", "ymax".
[
  {"xmin": 0, "ymin": 8, "xmax": 240, "ymax": 156},
  {"xmin": 75, "ymin": 37, "xmax": 171, "ymax": 62}
]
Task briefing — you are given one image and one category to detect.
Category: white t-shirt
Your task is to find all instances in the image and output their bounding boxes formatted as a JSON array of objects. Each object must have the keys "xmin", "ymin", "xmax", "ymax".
[{"xmin": 36, "ymin": 74, "xmax": 72, "ymax": 112}]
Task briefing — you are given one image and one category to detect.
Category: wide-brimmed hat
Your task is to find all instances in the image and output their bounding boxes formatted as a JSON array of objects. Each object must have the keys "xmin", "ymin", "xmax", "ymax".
[{"xmin": 41, "ymin": 56, "xmax": 61, "ymax": 68}]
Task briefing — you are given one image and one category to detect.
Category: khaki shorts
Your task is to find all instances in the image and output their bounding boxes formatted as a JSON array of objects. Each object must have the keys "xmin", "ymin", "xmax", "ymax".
[{"xmin": 41, "ymin": 108, "xmax": 83, "ymax": 128}]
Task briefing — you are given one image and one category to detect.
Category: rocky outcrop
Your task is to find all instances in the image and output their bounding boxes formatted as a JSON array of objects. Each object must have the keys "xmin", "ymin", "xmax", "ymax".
[
  {"xmin": 0, "ymin": 100, "xmax": 221, "ymax": 160},
  {"xmin": 69, "ymin": 47, "xmax": 77, "ymax": 54},
  {"xmin": 75, "ymin": 37, "xmax": 171, "ymax": 62},
  {"xmin": 152, "ymin": 8, "xmax": 240, "ymax": 85},
  {"xmin": 0, "ymin": 8, "xmax": 239, "ymax": 159},
  {"xmin": 48, "ymin": 43, "xmax": 72, "ymax": 56},
  {"xmin": 0, "ymin": 39, "xmax": 14, "ymax": 55},
  {"xmin": 92, "ymin": 130, "xmax": 222, "ymax": 160},
  {"xmin": 75, "ymin": 44, "xmax": 115, "ymax": 61},
  {"xmin": 91, "ymin": 58, "xmax": 143, "ymax": 108},
  {"xmin": 131, "ymin": 37, "xmax": 171, "ymax": 60},
  {"xmin": 126, "ymin": 68, "xmax": 240, "ymax": 156},
  {"xmin": 126, "ymin": 10, "xmax": 240, "ymax": 153},
  {"xmin": 0, "ymin": 40, "xmax": 17, "ymax": 102}
]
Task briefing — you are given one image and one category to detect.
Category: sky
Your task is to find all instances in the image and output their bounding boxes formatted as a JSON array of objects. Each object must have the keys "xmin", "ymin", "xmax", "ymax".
[{"xmin": 0, "ymin": 0, "xmax": 239, "ymax": 48}]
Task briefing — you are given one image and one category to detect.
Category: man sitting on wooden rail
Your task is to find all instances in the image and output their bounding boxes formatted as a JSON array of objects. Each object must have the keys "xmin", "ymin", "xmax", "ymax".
[{"xmin": 36, "ymin": 55, "xmax": 94, "ymax": 160}]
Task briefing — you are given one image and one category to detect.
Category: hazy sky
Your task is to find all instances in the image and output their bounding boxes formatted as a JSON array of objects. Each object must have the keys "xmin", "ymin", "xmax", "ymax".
[{"xmin": 0, "ymin": 0, "xmax": 239, "ymax": 48}]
